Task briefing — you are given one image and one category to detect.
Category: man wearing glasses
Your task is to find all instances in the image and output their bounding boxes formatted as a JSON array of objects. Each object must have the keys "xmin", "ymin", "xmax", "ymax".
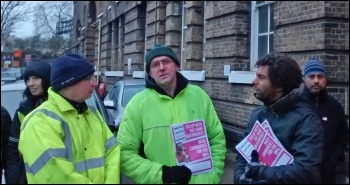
[
  {"xmin": 117, "ymin": 44, "xmax": 226, "ymax": 184},
  {"xmin": 18, "ymin": 54, "xmax": 120, "ymax": 184}
]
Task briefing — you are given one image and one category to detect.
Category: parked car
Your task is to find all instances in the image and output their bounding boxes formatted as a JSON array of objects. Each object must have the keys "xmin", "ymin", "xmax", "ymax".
[
  {"xmin": 1, "ymin": 81, "xmax": 114, "ymax": 132},
  {"xmin": 3, "ymin": 67, "xmax": 23, "ymax": 80},
  {"xmin": 1, "ymin": 71, "xmax": 17, "ymax": 84},
  {"xmin": 1, "ymin": 80, "xmax": 26, "ymax": 118},
  {"xmin": 86, "ymin": 88, "xmax": 115, "ymax": 132},
  {"xmin": 103, "ymin": 78, "xmax": 146, "ymax": 131}
]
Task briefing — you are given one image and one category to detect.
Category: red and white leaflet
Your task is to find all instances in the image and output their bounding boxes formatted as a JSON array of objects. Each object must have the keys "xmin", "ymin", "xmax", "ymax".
[
  {"xmin": 235, "ymin": 120, "xmax": 294, "ymax": 166},
  {"xmin": 171, "ymin": 120, "xmax": 213, "ymax": 175},
  {"xmin": 261, "ymin": 120, "xmax": 282, "ymax": 146},
  {"xmin": 260, "ymin": 120, "xmax": 294, "ymax": 164}
]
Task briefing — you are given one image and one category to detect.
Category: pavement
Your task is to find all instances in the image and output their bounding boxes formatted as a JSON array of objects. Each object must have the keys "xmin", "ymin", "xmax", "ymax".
[{"xmin": 220, "ymin": 148, "xmax": 237, "ymax": 184}]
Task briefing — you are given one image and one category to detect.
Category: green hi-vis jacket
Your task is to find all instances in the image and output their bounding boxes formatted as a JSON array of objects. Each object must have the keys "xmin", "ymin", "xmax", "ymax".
[
  {"xmin": 18, "ymin": 87, "xmax": 120, "ymax": 184},
  {"xmin": 117, "ymin": 83, "xmax": 227, "ymax": 184}
]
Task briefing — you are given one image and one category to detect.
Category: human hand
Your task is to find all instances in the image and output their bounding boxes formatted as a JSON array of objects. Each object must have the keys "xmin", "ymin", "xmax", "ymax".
[
  {"xmin": 239, "ymin": 173, "xmax": 268, "ymax": 184},
  {"xmin": 162, "ymin": 165, "xmax": 192, "ymax": 184},
  {"xmin": 244, "ymin": 150, "xmax": 266, "ymax": 181}
]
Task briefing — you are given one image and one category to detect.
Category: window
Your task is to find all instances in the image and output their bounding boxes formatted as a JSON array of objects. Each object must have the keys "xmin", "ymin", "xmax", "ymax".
[
  {"xmin": 181, "ymin": 1, "xmax": 187, "ymax": 70},
  {"xmin": 83, "ymin": 6, "xmax": 86, "ymax": 27},
  {"xmin": 109, "ymin": 84, "xmax": 120, "ymax": 105},
  {"xmin": 250, "ymin": 1, "xmax": 275, "ymax": 70}
]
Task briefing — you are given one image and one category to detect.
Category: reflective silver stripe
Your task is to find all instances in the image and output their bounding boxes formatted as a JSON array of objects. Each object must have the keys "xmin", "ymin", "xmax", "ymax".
[
  {"xmin": 88, "ymin": 106, "xmax": 102, "ymax": 124},
  {"xmin": 105, "ymin": 136, "xmax": 118, "ymax": 151},
  {"xmin": 25, "ymin": 148, "xmax": 67, "ymax": 175},
  {"xmin": 75, "ymin": 157, "xmax": 105, "ymax": 173},
  {"xmin": 9, "ymin": 136, "xmax": 19, "ymax": 142},
  {"xmin": 21, "ymin": 109, "xmax": 73, "ymax": 162}
]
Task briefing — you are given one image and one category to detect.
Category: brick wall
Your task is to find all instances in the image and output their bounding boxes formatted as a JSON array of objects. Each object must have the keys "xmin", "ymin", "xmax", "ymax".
[
  {"xmin": 274, "ymin": 1, "xmax": 349, "ymax": 115},
  {"xmin": 203, "ymin": 1, "xmax": 252, "ymax": 128},
  {"xmin": 72, "ymin": 0, "xmax": 349, "ymax": 132}
]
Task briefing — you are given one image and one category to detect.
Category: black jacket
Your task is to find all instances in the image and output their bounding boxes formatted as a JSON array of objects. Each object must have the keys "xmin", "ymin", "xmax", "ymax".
[
  {"xmin": 234, "ymin": 84, "xmax": 323, "ymax": 184},
  {"xmin": 1, "ymin": 106, "xmax": 12, "ymax": 183},
  {"xmin": 5, "ymin": 98, "xmax": 45, "ymax": 184},
  {"xmin": 305, "ymin": 87, "xmax": 349, "ymax": 184}
]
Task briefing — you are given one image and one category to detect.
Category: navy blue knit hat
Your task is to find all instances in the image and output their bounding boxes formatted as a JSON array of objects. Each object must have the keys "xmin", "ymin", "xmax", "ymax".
[
  {"xmin": 51, "ymin": 54, "xmax": 95, "ymax": 91},
  {"xmin": 303, "ymin": 59, "xmax": 326, "ymax": 77},
  {"xmin": 145, "ymin": 44, "xmax": 180, "ymax": 73}
]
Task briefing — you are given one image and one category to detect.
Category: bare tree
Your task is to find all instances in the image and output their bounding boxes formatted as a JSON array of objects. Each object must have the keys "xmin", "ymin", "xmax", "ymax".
[
  {"xmin": 33, "ymin": 1, "xmax": 73, "ymax": 56},
  {"xmin": 33, "ymin": 1, "xmax": 73, "ymax": 37},
  {"xmin": 1, "ymin": 1, "xmax": 31, "ymax": 40}
]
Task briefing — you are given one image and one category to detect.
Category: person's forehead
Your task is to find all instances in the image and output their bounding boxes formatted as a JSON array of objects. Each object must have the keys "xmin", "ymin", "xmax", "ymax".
[
  {"xmin": 307, "ymin": 72, "xmax": 325, "ymax": 76},
  {"xmin": 151, "ymin": 56, "xmax": 172, "ymax": 63}
]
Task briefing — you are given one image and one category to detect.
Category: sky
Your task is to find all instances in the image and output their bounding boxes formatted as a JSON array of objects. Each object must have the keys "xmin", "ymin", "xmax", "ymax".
[{"xmin": 13, "ymin": 1, "xmax": 40, "ymax": 38}]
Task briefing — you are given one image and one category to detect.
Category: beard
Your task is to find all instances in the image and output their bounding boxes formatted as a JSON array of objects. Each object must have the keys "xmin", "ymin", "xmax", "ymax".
[
  {"xmin": 254, "ymin": 92, "xmax": 271, "ymax": 103},
  {"xmin": 307, "ymin": 86, "xmax": 324, "ymax": 98}
]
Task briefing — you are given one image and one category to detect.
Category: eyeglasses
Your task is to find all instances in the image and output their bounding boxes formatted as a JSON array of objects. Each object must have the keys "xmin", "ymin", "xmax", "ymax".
[
  {"xmin": 84, "ymin": 75, "xmax": 97, "ymax": 83},
  {"xmin": 150, "ymin": 59, "xmax": 173, "ymax": 69}
]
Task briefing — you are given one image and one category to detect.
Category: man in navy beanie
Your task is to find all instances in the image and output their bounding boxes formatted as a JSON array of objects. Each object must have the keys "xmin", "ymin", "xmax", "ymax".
[
  {"xmin": 303, "ymin": 59, "xmax": 349, "ymax": 184},
  {"xmin": 18, "ymin": 54, "xmax": 121, "ymax": 183},
  {"xmin": 117, "ymin": 44, "xmax": 226, "ymax": 184}
]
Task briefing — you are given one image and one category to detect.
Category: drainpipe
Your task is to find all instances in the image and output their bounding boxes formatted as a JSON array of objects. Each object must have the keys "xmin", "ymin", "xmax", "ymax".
[
  {"xmin": 91, "ymin": 18, "xmax": 102, "ymax": 84},
  {"xmin": 97, "ymin": 18, "xmax": 101, "ymax": 84}
]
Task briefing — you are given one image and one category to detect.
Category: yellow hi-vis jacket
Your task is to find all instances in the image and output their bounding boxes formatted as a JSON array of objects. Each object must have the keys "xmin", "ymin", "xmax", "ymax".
[{"xmin": 19, "ymin": 87, "xmax": 120, "ymax": 184}]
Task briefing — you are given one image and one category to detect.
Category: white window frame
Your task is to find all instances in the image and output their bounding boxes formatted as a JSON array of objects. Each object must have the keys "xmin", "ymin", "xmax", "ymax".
[
  {"xmin": 180, "ymin": 1, "xmax": 187, "ymax": 71},
  {"xmin": 229, "ymin": 1, "xmax": 275, "ymax": 84},
  {"xmin": 250, "ymin": 1, "xmax": 275, "ymax": 71}
]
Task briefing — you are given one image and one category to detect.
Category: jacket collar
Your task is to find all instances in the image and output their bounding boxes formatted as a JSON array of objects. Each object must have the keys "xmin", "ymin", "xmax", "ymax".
[
  {"xmin": 265, "ymin": 83, "xmax": 305, "ymax": 116},
  {"xmin": 48, "ymin": 87, "xmax": 88, "ymax": 114},
  {"xmin": 145, "ymin": 71, "xmax": 188, "ymax": 98}
]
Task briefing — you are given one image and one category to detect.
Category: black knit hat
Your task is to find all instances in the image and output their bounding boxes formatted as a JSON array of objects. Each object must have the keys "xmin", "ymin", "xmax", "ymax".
[
  {"xmin": 145, "ymin": 44, "xmax": 180, "ymax": 73},
  {"xmin": 51, "ymin": 54, "xmax": 95, "ymax": 91},
  {"xmin": 24, "ymin": 59, "xmax": 51, "ymax": 87}
]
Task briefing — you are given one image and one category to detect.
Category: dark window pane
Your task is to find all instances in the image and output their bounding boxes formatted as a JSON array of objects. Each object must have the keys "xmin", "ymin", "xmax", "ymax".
[
  {"xmin": 269, "ymin": 4, "xmax": 274, "ymax": 31},
  {"xmin": 258, "ymin": 35, "xmax": 268, "ymax": 59},
  {"xmin": 269, "ymin": 34, "xmax": 274, "ymax": 52},
  {"xmin": 258, "ymin": 6, "xmax": 268, "ymax": 33}
]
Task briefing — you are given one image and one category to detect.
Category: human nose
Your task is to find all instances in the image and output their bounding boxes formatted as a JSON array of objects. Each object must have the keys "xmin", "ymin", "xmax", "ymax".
[
  {"xmin": 252, "ymin": 77, "xmax": 257, "ymax": 85},
  {"xmin": 91, "ymin": 79, "xmax": 98, "ymax": 87},
  {"xmin": 26, "ymin": 78, "xmax": 34, "ymax": 86},
  {"xmin": 159, "ymin": 61, "xmax": 166, "ymax": 70}
]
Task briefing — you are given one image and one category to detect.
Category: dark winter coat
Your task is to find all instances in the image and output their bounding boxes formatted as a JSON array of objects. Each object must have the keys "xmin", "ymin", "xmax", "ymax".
[
  {"xmin": 1, "ymin": 105, "xmax": 12, "ymax": 183},
  {"xmin": 234, "ymin": 84, "xmax": 323, "ymax": 184},
  {"xmin": 5, "ymin": 98, "xmax": 45, "ymax": 184},
  {"xmin": 305, "ymin": 87, "xmax": 349, "ymax": 184}
]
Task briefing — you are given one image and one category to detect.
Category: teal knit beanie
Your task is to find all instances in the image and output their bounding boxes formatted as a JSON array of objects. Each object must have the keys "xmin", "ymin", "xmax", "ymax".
[{"xmin": 145, "ymin": 44, "xmax": 180, "ymax": 73}]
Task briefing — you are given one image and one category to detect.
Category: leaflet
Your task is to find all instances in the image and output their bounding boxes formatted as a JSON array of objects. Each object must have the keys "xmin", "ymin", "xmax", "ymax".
[
  {"xmin": 235, "ymin": 120, "xmax": 294, "ymax": 166},
  {"xmin": 170, "ymin": 119, "xmax": 213, "ymax": 175}
]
